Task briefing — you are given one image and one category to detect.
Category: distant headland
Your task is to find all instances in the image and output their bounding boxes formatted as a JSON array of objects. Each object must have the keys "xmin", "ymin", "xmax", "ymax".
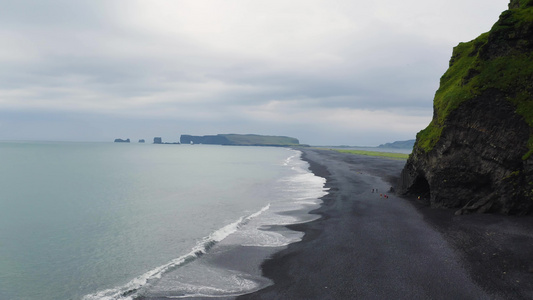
[
  {"xmin": 377, "ymin": 139, "xmax": 415, "ymax": 149},
  {"xmin": 114, "ymin": 134, "xmax": 302, "ymax": 147},
  {"xmin": 180, "ymin": 134, "xmax": 301, "ymax": 146}
]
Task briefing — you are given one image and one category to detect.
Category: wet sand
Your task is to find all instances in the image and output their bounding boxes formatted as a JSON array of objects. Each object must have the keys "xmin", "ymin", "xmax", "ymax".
[{"xmin": 238, "ymin": 148, "xmax": 533, "ymax": 300}]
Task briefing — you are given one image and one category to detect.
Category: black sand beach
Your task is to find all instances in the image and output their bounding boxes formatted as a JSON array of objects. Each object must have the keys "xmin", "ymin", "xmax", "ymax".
[{"xmin": 238, "ymin": 148, "xmax": 533, "ymax": 300}]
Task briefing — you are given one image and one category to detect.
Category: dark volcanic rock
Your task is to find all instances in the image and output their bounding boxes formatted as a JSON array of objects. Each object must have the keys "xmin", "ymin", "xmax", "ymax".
[{"xmin": 398, "ymin": 0, "xmax": 533, "ymax": 215}]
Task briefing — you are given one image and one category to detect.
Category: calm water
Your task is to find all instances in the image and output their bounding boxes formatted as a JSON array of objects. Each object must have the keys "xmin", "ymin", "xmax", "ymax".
[{"xmin": 0, "ymin": 142, "xmax": 327, "ymax": 299}]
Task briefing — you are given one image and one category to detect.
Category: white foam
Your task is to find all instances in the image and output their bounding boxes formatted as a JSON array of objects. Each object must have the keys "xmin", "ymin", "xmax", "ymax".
[
  {"xmin": 239, "ymin": 228, "xmax": 304, "ymax": 247},
  {"xmin": 282, "ymin": 151, "xmax": 300, "ymax": 166},
  {"xmin": 143, "ymin": 150, "xmax": 328, "ymax": 298},
  {"xmin": 145, "ymin": 266, "xmax": 267, "ymax": 299},
  {"xmin": 224, "ymin": 150, "xmax": 328, "ymax": 247},
  {"xmin": 82, "ymin": 204, "xmax": 271, "ymax": 300},
  {"xmin": 84, "ymin": 149, "xmax": 329, "ymax": 300}
]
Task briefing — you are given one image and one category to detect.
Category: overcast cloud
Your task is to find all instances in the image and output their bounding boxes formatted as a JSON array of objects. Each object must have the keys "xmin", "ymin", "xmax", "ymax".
[{"xmin": 0, "ymin": 0, "xmax": 508, "ymax": 145}]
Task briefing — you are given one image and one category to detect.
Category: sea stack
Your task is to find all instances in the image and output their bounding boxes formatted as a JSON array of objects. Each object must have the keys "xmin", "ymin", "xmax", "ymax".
[
  {"xmin": 398, "ymin": 0, "xmax": 533, "ymax": 215},
  {"xmin": 114, "ymin": 138, "xmax": 130, "ymax": 143}
]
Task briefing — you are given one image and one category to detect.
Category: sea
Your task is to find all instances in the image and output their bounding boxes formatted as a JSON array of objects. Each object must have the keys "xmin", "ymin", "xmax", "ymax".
[{"xmin": 0, "ymin": 141, "xmax": 328, "ymax": 300}]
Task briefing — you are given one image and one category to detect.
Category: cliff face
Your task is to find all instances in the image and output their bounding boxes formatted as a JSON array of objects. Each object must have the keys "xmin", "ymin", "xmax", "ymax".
[{"xmin": 398, "ymin": 0, "xmax": 533, "ymax": 215}]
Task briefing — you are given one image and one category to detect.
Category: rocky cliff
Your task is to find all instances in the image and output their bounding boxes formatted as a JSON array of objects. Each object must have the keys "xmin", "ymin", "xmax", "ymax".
[{"xmin": 398, "ymin": 0, "xmax": 533, "ymax": 215}]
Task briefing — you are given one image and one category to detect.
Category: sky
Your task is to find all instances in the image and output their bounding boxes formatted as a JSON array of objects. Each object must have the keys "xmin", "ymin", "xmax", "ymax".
[{"xmin": 0, "ymin": 0, "xmax": 509, "ymax": 146}]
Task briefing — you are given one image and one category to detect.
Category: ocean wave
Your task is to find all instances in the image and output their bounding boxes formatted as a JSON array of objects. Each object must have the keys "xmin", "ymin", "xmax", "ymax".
[
  {"xmin": 282, "ymin": 150, "xmax": 300, "ymax": 166},
  {"xmin": 82, "ymin": 204, "xmax": 271, "ymax": 300},
  {"xmin": 143, "ymin": 270, "xmax": 265, "ymax": 299},
  {"xmin": 84, "ymin": 149, "xmax": 329, "ymax": 300},
  {"xmin": 230, "ymin": 152, "xmax": 328, "ymax": 247}
]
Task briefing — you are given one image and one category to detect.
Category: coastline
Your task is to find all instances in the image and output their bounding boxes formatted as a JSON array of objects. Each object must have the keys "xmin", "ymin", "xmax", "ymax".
[{"xmin": 238, "ymin": 148, "xmax": 533, "ymax": 299}]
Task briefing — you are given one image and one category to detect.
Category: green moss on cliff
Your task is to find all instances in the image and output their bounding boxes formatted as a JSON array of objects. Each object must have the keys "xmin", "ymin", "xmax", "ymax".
[
  {"xmin": 416, "ymin": 3, "xmax": 533, "ymax": 154},
  {"xmin": 512, "ymin": 0, "xmax": 533, "ymax": 10},
  {"xmin": 416, "ymin": 33, "xmax": 488, "ymax": 152},
  {"xmin": 415, "ymin": 121, "xmax": 442, "ymax": 152}
]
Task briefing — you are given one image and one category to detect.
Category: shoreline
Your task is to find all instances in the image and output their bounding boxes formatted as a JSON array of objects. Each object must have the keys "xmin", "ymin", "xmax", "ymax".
[{"xmin": 238, "ymin": 148, "xmax": 533, "ymax": 299}]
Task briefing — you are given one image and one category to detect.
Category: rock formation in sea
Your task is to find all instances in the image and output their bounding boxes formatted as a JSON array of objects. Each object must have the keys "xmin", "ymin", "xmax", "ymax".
[
  {"xmin": 398, "ymin": 0, "xmax": 533, "ymax": 215},
  {"xmin": 114, "ymin": 138, "xmax": 130, "ymax": 143},
  {"xmin": 152, "ymin": 137, "xmax": 180, "ymax": 144}
]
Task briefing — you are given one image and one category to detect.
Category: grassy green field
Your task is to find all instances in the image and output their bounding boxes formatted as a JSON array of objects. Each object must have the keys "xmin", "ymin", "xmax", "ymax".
[{"xmin": 329, "ymin": 149, "xmax": 410, "ymax": 160}]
